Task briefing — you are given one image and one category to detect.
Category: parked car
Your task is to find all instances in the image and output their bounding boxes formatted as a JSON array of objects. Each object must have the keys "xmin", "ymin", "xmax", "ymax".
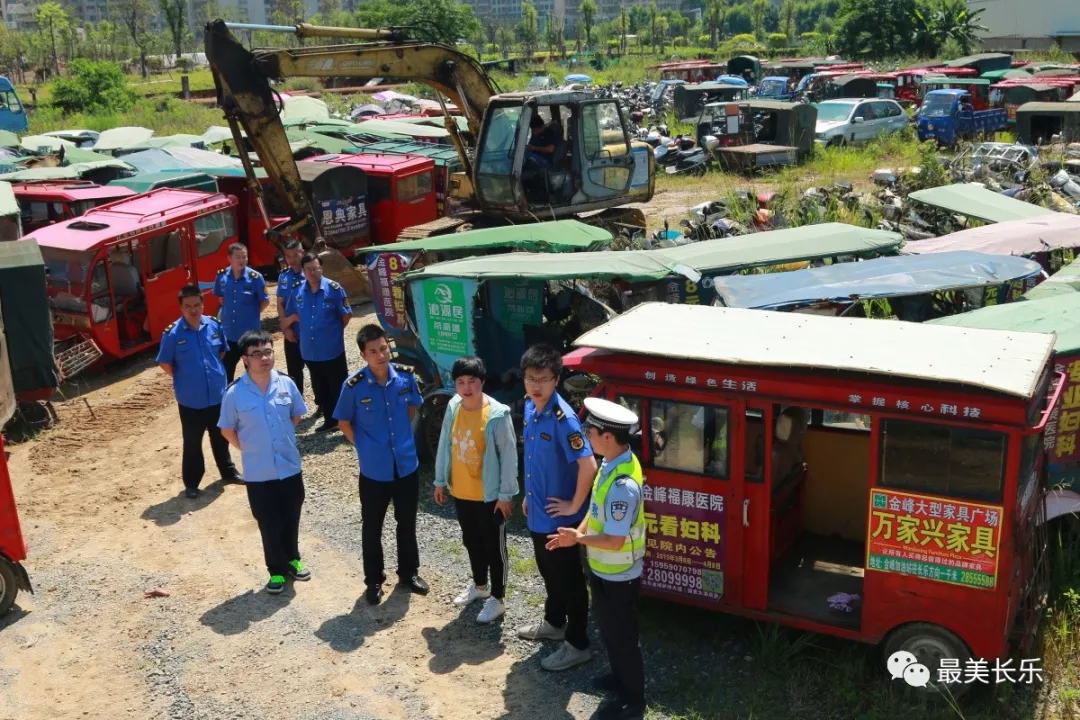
[{"xmin": 814, "ymin": 98, "xmax": 908, "ymax": 146}]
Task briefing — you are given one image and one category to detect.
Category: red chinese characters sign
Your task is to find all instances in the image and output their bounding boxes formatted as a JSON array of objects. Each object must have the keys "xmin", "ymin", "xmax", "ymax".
[
  {"xmin": 642, "ymin": 483, "xmax": 726, "ymax": 602},
  {"xmin": 866, "ymin": 489, "xmax": 1002, "ymax": 590},
  {"xmin": 1044, "ymin": 356, "xmax": 1080, "ymax": 465},
  {"xmin": 366, "ymin": 252, "xmax": 410, "ymax": 330}
]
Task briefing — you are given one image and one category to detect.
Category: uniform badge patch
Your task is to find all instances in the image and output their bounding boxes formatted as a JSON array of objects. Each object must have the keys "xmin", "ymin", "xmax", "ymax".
[
  {"xmin": 610, "ymin": 501, "xmax": 628, "ymax": 522},
  {"xmin": 398, "ymin": 388, "xmax": 410, "ymax": 396},
  {"xmin": 360, "ymin": 397, "xmax": 372, "ymax": 404},
  {"xmin": 568, "ymin": 432, "xmax": 585, "ymax": 451},
  {"xmin": 540, "ymin": 432, "xmax": 552, "ymax": 441}
]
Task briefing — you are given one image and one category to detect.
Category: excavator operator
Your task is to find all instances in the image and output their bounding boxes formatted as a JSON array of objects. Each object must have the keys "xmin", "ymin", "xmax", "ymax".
[{"xmin": 525, "ymin": 114, "xmax": 559, "ymax": 168}]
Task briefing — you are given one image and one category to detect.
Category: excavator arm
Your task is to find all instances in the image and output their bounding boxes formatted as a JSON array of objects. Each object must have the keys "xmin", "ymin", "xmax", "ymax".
[{"xmin": 204, "ymin": 19, "xmax": 497, "ymax": 246}]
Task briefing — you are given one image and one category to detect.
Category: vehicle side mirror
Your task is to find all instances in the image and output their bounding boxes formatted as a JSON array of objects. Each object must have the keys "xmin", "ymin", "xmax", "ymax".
[{"xmin": 852, "ymin": 116, "xmax": 864, "ymax": 124}]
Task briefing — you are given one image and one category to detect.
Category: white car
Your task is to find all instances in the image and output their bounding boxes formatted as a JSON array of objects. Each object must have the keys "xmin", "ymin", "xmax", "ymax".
[{"xmin": 814, "ymin": 99, "xmax": 909, "ymax": 146}]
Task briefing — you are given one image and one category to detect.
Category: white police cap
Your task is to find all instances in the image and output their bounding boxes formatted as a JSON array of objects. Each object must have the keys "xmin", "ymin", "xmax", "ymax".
[{"xmin": 583, "ymin": 397, "xmax": 639, "ymax": 433}]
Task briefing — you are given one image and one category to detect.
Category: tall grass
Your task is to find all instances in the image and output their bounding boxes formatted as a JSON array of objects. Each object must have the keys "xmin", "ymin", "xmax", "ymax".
[{"xmin": 27, "ymin": 98, "xmax": 226, "ymax": 136}]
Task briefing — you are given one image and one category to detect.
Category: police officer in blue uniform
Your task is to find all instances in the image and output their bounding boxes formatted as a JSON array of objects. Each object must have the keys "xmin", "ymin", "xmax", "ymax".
[
  {"xmin": 275, "ymin": 239, "xmax": 307, "ymax": 395},
  {"xmin": 157, "ymin": 284, "xmax": 242, "ymax": 499},
  {"xmin": 516, "ymin": 344, "xmax": 598, "ymax": 672},
  {"xmin": 334, "ymin": 323, "xmax": 429, "ymax": 606},
  {"xmin": 284, "ymin": 252, "xmax": 352, "ymax": 433},
  {"xmin": 213, "ymin": 242, "xmax": 269, "ymax": 382}
]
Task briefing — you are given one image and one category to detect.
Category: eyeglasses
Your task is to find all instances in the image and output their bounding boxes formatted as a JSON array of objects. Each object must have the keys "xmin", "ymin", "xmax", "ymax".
[
  {"xmin": 246, "ymin": 349, "xmax": 274, "ymax": 359},
  {"xmin": 524, "ymin": 375, "xmax": 556, "ymax": 385}
]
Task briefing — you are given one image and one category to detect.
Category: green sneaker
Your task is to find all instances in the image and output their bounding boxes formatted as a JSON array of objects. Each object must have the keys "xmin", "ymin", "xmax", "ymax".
[
  {"xmin": 288, "ymin": 559, "xmax": 311, "ymax": 581},
  {"xmin": 266, "ymin": 575, "xmax": 286, "ymax": 594}
]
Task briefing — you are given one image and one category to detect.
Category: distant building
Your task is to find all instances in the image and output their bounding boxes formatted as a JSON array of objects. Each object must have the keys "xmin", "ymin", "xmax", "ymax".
[{"xmin": 970, "ymin": 0, "xmax": 1080, "ymax": 52}]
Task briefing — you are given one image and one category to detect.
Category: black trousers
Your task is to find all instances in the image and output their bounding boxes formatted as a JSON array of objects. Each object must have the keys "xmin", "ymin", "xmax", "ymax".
[
  {"xmin": 246, "ymin": 473, "xmax": 305, "ymax": 577},
  {"xmin": 531, "ymin": 532, "xmax": 590, "ymax": 649},
  {"xmin": 283, "ymin": 337, "xmax": 305, "ymax": 395},
  {"xmin": 591, "ymin": 574, "xmax": 645, "ymax": 707},
  {"xmin": 456, "ymin": 498, "xmax": 509, "ymax": 599},
  {"xmin": 307, "ymin": 352, "xmax": 348, "ymax": 423},
  {"xmin": 223, "ymin": 341, "xmax": 244, "ymax": 383},
  {"xmin": 359, "ymin": 469, "xmax": 420, "ymax": 588},
  {"xmin": 178, "ymin": 403, "xmax": 238, "ymax": 490}
]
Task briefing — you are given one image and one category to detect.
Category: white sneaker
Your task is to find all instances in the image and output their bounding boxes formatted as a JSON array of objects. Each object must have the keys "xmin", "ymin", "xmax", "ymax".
[
  {"xmin": 517, "ymin": 620, "xmax": 566, "ymax": 641},
  {"xmin": 453, "ymin": 583, "xmax": 490, "ymax": 607},
  {"xmin": 541, "ymin": 641, "xmax": 594, "ymax": 671},
  {"xmin": 476, "ymin": 597, "xmax": 505, "ymax": 624}
]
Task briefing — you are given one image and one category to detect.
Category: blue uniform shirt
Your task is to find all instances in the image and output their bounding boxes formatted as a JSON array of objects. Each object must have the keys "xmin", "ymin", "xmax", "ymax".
[
  {"xmin": 333, "ymin": 364, "xmax": 423, "ymax": 482},
  {"xmin": 284, "ymin": 277, "xmax": 352, "ymax": 362},
  {"xmin": 218, "ymin": 370, "xmax": 307, "ymax": 483},
  {"xmin": 213, "ymin": 266, "xmax": 268, "ymax": 343},
  {"xmin": 523, "ymin": 393, "xmax": 594, "ymax": 534},
  {"xmin": 275, "ymin": 266, "xmax": 305, "ymax": 302},
  {"xmin": 592, "ymin": 447, "xmax": 644, "ymax": 582},
  {"xmin": 156, "ymin": 316, "xmax": 228, "ymax": 410}
]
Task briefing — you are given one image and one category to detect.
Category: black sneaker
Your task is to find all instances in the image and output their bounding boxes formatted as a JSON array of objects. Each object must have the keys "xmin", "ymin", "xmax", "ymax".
[
  {"xmin": 365, "ymin": 585, "xmax": 384, "ymax": 606},
  {"xmin": 592, "ymin": 674, "xmax": 620, "ymax": 694},
  {"xmin": 185, "ymin": 487, "xmax": 199, "ymax": 499},
  {"xmin": 287, "ymin": 559, "xmax": 311, "ymax": 581},
  {"xmin": 223, "ymin": 474, "xmax": 245, "ymax": 485}
]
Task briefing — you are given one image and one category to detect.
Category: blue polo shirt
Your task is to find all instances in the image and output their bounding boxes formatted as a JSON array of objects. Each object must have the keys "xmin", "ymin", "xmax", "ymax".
[
  {"xmin": 156, "ymin": 315, "xmax": 228, "ymax": 410},
  {"xmin": 275, "ymin": 266, "xmax": 304, "ymax": 302},
  {"xmin": 523, "ymin": 393, "xmax": 594, "ymax": 534},
  {"xmin": 218, "ymin": 370, "xmax": 307, "ymax": 483},
  {"xmin": 592, "ymin": 447, "xmax": 643, "ymax": 582},
  {"xmin": 333, "ymin": 364, "xmax": 423, "ymax": 482},
  {"xmin": 284, "ymin": 277, "xmax": 352, "ymax": 362},
  {"xmin": 213, "ymin": 266, "xmax": 268, "ymax": 343}
]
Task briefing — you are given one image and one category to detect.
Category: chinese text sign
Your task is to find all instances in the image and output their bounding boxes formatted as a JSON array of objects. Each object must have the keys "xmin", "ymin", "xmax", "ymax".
[
  {"xmin": 420, "ymin": 279, "xmax": 467, "ymax": 356},
  {"xmin": 366, "ymin": 252, "xmax": 410, "ymax": 329},
  {"xmin": 643, "ymin": 484, "xmax": 726, "ymax": 602}
]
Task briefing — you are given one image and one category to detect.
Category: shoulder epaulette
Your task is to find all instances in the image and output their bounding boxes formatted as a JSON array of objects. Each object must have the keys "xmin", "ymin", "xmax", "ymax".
[
  {"xmin": 329, "ymin": 280, "xmax": 341, "ymax": 290},
  {"xmin": 554, "ymin": 404, "xmax": 566, "ymax": 420},
  {"xmin": 218, "ymin": 267, "xmax": 228, "ymax": 275},
  {"xmin": 164, "ymin": 321, "xmax": 176, "ymax": 332},
  {"xmin": 248, "ymin": 269, "xmax": 259, "ymax": 279},
  {"xmin": 347, "ymin": 372, "xmax": 362, "ymax": 387}
]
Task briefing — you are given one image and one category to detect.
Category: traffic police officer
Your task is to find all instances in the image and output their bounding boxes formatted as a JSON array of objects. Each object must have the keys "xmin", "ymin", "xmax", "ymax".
[
  {"xmin": 333, "ymin": 323, "xmax": 429, "ymax": 606},
  {"xmin": 157, "ymin": 284, "xmax": 242, "ymax": 499},
  {"xmin": 276, "ymin": 239, "xmax": 307, "ymax": 395},
  {"xmin": 548, "ymin": 397, "xmax": 646, "ymax": 720},
  {"xmin": 284, "ymin": 252, "xmax": 352, "ymax": 433},
  {"xmin": 213, "ymin": 242, "xmax": 269, "ymax": 382},
  {"xmin": 516, "ymin": 344, "xmax": 597, "ymax": 672}
]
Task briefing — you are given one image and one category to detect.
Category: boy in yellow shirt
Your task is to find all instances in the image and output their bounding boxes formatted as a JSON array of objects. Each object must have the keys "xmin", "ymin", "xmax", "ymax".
[{"xmin": 434, "ymin": 357, "xmax": 519, "ymax": 624}]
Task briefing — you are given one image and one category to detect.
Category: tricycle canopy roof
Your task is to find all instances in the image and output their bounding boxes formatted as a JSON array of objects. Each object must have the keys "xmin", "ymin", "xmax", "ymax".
[
  {"xmin": 400, "ymin": 223, "xmax": 902, "ymax": 283},
  {"xmin": 26, "ymin": 188, "xmax": 238, "ymax": 253},
  {"xmin": 920, "ymin": 78, "xmax": 992, "ymax": 87},
  {"xmin": 570, "ymin": 302, "xmax": 1055, "ymax": 399},
  {"xmin": 929, "ymin": 293, "xmax": 1080, "ymax": 356},
  {"xmin": 0, "ymin": 181, "xmax": 16, "ymax": 218},
  {"xmin": 944, "ymin": 53, "xmax": 1013, "ymax": 68},
  {"xmin": 11, "ymin": 181, "xmax": 136, "ymax": 202},
  {"xmin": 1025, "ymin": 259, "xmax": 1080, "ymax": 300},
  {"xmin": 906, "ymin": 213, "xmax": 1080, "ymax": 257},
  {"xmin": 907, "ymin": 183, "xmax": 1055, "ymax": 223},
  {"xmin": 710, "ymin": 251, "xmax": 1044, "ymax": 310},
  {"xmin": 108, "ymin": 171, "xmax": 219, "ymax": 193},
  {"xmin": 359, "ymin": 220, "xmax": 611, "ymax": 256},
  {"xmin": 1016, "ymin": 101, "xmax": 1080, "ymax": 114}
]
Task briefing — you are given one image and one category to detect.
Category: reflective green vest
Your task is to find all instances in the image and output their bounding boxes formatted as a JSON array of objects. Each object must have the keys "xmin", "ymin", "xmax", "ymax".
[{"xmin": 586, "ymin": 452, "xmax": 646, "ymax": 575}]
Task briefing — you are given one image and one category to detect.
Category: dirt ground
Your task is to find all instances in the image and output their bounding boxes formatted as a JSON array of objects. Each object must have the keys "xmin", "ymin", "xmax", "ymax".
[{"xmin": 0, "ymin": 309, "xmax": 608, "ymax": 720}]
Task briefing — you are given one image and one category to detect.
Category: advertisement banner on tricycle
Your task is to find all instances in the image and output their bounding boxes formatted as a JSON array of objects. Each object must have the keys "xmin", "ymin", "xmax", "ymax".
[
  {"xmin": 318, "ymin": 196, "xmax": 369, "ymax": 236},
  {"xmin": 419, "ymin": 278, "xmax": 469, "ymax": 356},
  {"xmin": 642, "ymin": 482, "xmax": 726, "ymax": 602},
  {"xmin": 867, "ymin": 489, "xmax": 1002, "ymax": 590},
  {"xmin": 367, "ymin": 252, "xmax": 411, "ymax": 330},
  {"xmin": 1044, "ymin": 355, "xmax": 1080, "ymax": 467},
  {"xmin": 490, "ymin": 280, "xmax": 544, "ymax": 334}
]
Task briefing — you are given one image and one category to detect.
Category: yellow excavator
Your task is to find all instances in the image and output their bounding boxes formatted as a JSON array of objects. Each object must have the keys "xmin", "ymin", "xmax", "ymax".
[{"xmin": 204, "ymin": 19, "xmax": 654, "ymax": 260}]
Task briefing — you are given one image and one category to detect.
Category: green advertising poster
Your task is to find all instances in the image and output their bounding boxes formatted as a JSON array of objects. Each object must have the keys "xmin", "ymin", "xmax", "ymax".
[
  {"xmin": 492, "ymin": 279, "xmax": 543, "ymax": 335},
  {"xmin": 420, "ymin": 278, "xmax": 468, "ymax": 355}
]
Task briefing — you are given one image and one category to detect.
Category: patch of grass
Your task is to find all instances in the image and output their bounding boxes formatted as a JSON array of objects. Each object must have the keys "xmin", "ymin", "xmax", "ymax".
[
  {"xmin": 436, "ymin": 539, "xmax": 464, "ymax": 562},
  {"xmin": 507, "ymin": 543, "xmax": 538, "ymax": 577},
  {"xmin": 28, "ymin": 99, "xmax": 225, "ymax": 136}
]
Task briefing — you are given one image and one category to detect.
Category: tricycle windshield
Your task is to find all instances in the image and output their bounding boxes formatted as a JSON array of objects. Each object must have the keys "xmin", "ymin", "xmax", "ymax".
[
  {"xmin": 921, "ymin": 94, "xmax": 955, "ymax": 117},
  {"xmin": 760, "ymin": 79, "xmax": 787, "ymax": 96},
  {"xmin": 42, "ymin": 247, "xmax": 101, "ymax": 313},
  {"xmin": 816, "ymin": 103, "xmax": 854, "ymax": 123}
]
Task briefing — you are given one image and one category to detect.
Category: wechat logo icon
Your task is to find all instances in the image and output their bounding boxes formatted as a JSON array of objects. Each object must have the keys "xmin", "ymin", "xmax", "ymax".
[{"xmin": 888, "ymin": 650, "xmax": 931, "ymax": 688}]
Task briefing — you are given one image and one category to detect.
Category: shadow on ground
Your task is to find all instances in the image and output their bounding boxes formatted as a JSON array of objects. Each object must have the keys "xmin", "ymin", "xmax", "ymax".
[
  {"xmin": 314, "ymin": 584, "xmax": 412, "ymax": 652},
  {"xmin": 199, "ymin": 583, "xmax": 296, "ymax": 636},
  {"xmin": 140, "ymin": 480, "xmax": 230, "ymax": 527}
]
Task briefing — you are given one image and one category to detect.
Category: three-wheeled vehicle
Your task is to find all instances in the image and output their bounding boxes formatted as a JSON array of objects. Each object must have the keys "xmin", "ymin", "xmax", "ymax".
[
  {"xmin": 884, "ymin": 67, "xmax": 977, "ymax": 106},
  {"xmin": 657, "ymin": 62, "xmax": 728, "ymax": 84},
  {"xmin": 756, "ymin": 77, "xmax": 795, "ymax": 101},
  {"xmin": 727, "ymin": 56, "xmax": 762, "ymax": 85},
  {"xmin": 907, "ymin": 213, "xmax": 1080, "ymax": 274},
  {"xmin": 942, "ymin": 52, "xmax": 1014, "ymax": 76},
  {"xmin": 25, "ymin": 189, "xmax": 239, "ymax": 364},
  {"xmin": 794, "ymin": 72, "xmax": 876, "ymax": 104},
  {"xmin": 349, "ymin": 141, "xmax": 465, "ymax": 219},
  {"xmin": 0, "ymin": 307, "xmax": 32, "ymax": 616},
  {"xmin": 673, "ymin": 83, "xmax": 749, "ymax": 121},
  {"xmin": 907, "ymin": 183, "xmax": 1053, "ymax": 225},
  {"xmin": 12, "ymin": 181, "xmax": 137, "ymax": 235},
  {"xmin": 931, "ymin": 288, "xmax": 1080, "ymax": 519},
  {"xmin": 1015, "ymin": 101, "xmax": 1080, "ymax": 144},
  {"xmin": 730, "ymin": 100, "xmax": 817, "ymax": 166},
  {"xmin": 0, "ymin": 182, "xmax": 20, "ymax": 241},
  {"xmin": 709, "ymin": 251, "xmax": 1044, "ymax": 319},
  {"xmin": 918, "ymin": 78, "xmax": 993, "ymax": 111},
  {"xmin": 308, "ymin": 153, "xmax": 437, "ymax": 248},
  {"xmin": 992, "ymin": 81, "xmax": 1076, "ymax": 124},
  {"xmin": 917, "ymin": 90, "xmax": 1008, "ymax": 146},
  {"xmin": 565, "ymin": 301, "xmax": 1059, "ymax": 689},
  {"xmin": 0, "ymin": 77, "xmax": 28, "ymax": 134},
  {"xmin": 1027, "ymin": 256, "xmax": 1080, "ymax": 300}
]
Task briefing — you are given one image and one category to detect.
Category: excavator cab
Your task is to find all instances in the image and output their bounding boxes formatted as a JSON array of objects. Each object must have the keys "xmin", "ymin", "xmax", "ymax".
[{"xmin": 473, "ymin": 92, "xmax": 652, "ymax": 217}]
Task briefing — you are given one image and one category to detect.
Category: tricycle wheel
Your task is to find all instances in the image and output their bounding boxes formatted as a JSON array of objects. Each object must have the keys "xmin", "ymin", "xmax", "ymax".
[
  {"xmin": 883, "ymin": 622, "xmax": 972, "ymax": 697},
  {"xmin": 417, "ymin": 394, "xmax": 450, "ymax": 463},
  {"xmin": 0, "ymin": 558, "xmax": 18, "ymax": 616}
]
